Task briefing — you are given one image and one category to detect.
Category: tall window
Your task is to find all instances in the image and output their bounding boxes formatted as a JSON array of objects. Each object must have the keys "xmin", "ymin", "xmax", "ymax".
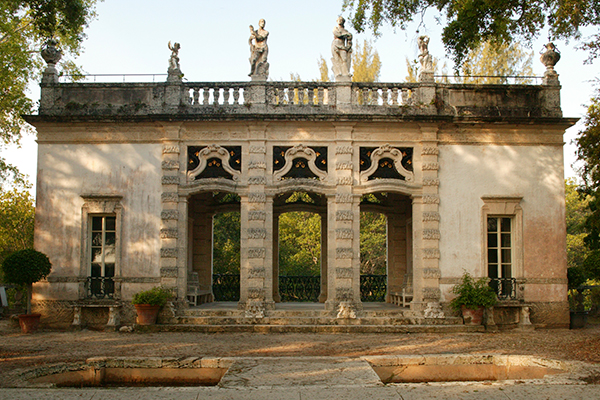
[
  {"xmin": 487, "ymin": 216, "xmax": 513, "ymax": 298},
  {"xmin": 89, "ymin": 215, "xmax": 116, "ymax": 297}
]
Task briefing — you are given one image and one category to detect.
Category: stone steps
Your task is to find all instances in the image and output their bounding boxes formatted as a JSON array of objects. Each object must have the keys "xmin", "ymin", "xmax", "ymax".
[
  {"xmin": 138, "ymin": 324, "xmax": 483, "ymax": 334},
  {"xmin": 175, "ymin": 316, "xmax": 464, "ymax": 326}
]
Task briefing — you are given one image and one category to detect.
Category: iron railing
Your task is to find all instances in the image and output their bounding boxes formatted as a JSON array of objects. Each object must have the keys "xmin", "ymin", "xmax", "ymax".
[
  {"xmin": 489, "ymin": 277, "xmax": 517, "ymax": 300},
  {"xmin": 85, "ymin": 277, "xmax": 114, "ymax": 299},
  {"xmin": 211, "ymin": 274, "xmax": 388, "ymax": 302},
  {"xmin": 213, "ymin": 274, "xmax": 240, "ymax": 301},
  {"xmin": 360, "ymin": 275, "xmax": 387, "ymax": 302},
  {"xmin": 279, "ymin": 276, "xmax": 321, "ymax": 302}
]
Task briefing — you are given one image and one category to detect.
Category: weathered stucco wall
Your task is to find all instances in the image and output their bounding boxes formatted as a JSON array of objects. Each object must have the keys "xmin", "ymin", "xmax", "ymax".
[{"xmin": 34, "ymin": 143, "xmax": 163, "ymax": 302}]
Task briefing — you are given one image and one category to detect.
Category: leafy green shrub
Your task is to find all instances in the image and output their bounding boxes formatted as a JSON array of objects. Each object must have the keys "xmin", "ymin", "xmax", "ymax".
[
  {"xmin": 450, "ymin": 272, "xmax": 497, "ymax": 311},
  {"xmin": 1, "ymin": 249, "xmax": 52, "ymax": 314},
  {"xmin": 132, "ymin": 286, "xmax": 172, "ymax": 306}
]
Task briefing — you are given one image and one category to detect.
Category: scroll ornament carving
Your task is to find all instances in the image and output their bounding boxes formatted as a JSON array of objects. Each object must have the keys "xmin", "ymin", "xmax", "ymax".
[
  {"xmin": 336, "ymin": 146, "xmax": 354, "ymax": 154},
  {"xmin": 335, "ymin": 228, "xmax": 353, "ymax": 239},
  {"xmin": 423, "ymin": 229, "xmax": 441, "ymax": 240},
  {"xmin": 335, "ymin": 194, "xmax": 353, "ymax": 203},
  {"xmin": 337, "ymin": 177, "xmax": 353, "ymax": 185},
  {"xmin": 163, "ymin": 145, "xmax": 180, "ymax": 154},
  {"xmin": 336, "ymin": 211, "xmax": 354, "ymax": 221},
  {"xmin": 187, "ymin": 144, "xmax": 241, "ymax": 181},
  {"xmin": 424, "ymin": 302, "xmax": 445, "ymax": 318},
  {"xmin": 161, "ymin": 210, "xmax": 179, "ymax": 220},
  {"xmin": 248, "ymin": 161, "xmax": 267, "ymax": 169},
  {"xmin": 336, "ymin": 248, "xmax": 354, "ymax": 259},
  {"xmin": 248, "ymin": 248, "xmax": 266, "ymax": 259},
  {"xmin": 249, "ymin": 145, "xmax": 266, "ymax": 154},
  {"xmin": 248, "ymin": 176, "xmax": 267, "ymax": 185},
  {"xmin": 273, "ymin": 144, "xmax": 327, "ymax": 181},
  {"xmin": 360, "ymin": 144, "xmax": 414, "ymax": 183},
  {"xmin": 421, "ymin": 146, "xmax": 439, "ymax": 155},
  {"xmin": 248, "ymin": 228, "xmax": 267, "ymax": 239},
  {"xmin": 336, "ymin": 301, "xmax": 357, "ymax": 319},
  {"xmin": 248, "ymin": 211, "xmax": 266, "ymax": 221},
  {"xmin": 423, "ymin": 195, "xmax": 440, "ymax": 204}
]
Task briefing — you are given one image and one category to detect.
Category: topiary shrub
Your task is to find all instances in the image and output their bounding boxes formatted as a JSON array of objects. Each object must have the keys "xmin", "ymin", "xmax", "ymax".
[
  {"xmin": 132, "ymin": 286, "xmax": 172, "ymax": 307},
  {"xmin": 2, "ymin": 249, "xmax": 52, "ymax": 314},
  {"xmin": 450, "ymin": 272, "xmax": 498, "ymax": 311}
]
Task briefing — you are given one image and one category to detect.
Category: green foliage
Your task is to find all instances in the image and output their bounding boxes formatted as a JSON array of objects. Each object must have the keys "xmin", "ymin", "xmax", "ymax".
[
  {"xmin": 279, "ymin": 212, "xmax": 321, "ymax": 276},
  {"xmin": 360, "ymin": 212, "xmax": 386, "ymax": 274},
  {"xmin": 0, "ymin": 188, "xmax": 35, "ymax": 268},
  {"xmin": 343, "ymin": 0, "xmax": 600, "ymax": 66},
  {"xmin": 0, "ymin": 0, "xmax": 98, "ymax": 183},
  {"xmin": 459, "ymin": 41, "xmax": 533, "ymax": 83},
  {"xmin": 450, "ymin": 272, "xmax": 497, "ymax": 311},
  {"xmin": 317, "ymin": 55, "xmax": 331, "ymax": 82},
  {"xmin": 213, "ymin": 212, "xmax": 240, "ymax": 274},
  {"xmin": 565, "ymin": 178, "xmax": 593, "ymax": 285},
  {"xmin": 132, "ymin": 286, "xmax": 172, "ymax": 306},
  {"xmin": 1, "ymin": 248, "xmax": 51, "ymax": 287},
  {"xmin": 352, "ymin": 39, "xmax": 381, "ymax": 82}
]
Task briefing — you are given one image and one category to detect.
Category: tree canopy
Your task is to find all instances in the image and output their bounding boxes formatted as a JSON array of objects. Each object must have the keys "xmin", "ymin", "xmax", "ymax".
[
  {"xmin": 0, "ymin": 0, "xmax": 98, "ymax": 184},
  {"xmin": 342, "ymin": 0, "xmax": 600, "ymax": 66}
]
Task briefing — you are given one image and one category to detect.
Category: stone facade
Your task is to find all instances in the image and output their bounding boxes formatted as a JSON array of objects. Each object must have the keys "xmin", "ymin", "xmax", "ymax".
[{"xmin": 26, "ymin": 57, "xmax": 575, "ymax": 329}]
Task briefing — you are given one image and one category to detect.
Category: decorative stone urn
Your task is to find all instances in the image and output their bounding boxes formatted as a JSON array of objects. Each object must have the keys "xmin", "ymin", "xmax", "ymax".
[
  {"xmin": 540, "ymin": 43, "xmax": 560, "ymax": 74},
  {"xmin": 41, "ymin": 39, "xmax": 62, "ymax": 83}
]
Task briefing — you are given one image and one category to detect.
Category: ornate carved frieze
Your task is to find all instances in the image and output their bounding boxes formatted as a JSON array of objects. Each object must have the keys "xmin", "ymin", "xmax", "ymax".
[
  {"xmin": 247, "ymin": 288, "xmax": 265, "ymax": 299},
  {"xmin": 160, "ymin": 229, "xmax": 178, "ymax": 239},
  {"xmin": 249, "ymin": 145, "xmax": 266, "ymax": 154},
  {"xmin": 423, "ymin": 268, "xmax": 441, "ymax": 279},
  {"xmin": 336, "ymin": 211, "xmax": 354, "ymax": 221},
  {"xmin": 160, "ymin": 248, "xmax": 178, "ymax": 258},
  {"xmin": 160, "ymin": 267, "xmax": 178, "ymax": 278},
  {"xmin": 248, "ymin": 211, "xmax": 267, "ymax": 221},
  {"xmin": 161, "ymin": 192, "xmax": 179, "ymax": 202},
  {"xmin": 422, "ymin": 248, "xmax": 441, "ymax": 259},
  {"xmin": 423, "ymin": 178, "xmax": 440, "ymax": 186},
  {"xmin": 422, "ymin": 287, "xmax": 441, "ymax": 300},
  {"xmin": 161, "ymin": 176, "xmax": 180, "ymax": 185},
  {"xmin": 336, "ymin": 146, "xmax": 354, "ymax": 154},
  {"xmin": 421, "ymin": 147, "xmax": 439, "ymax": 155},
  {"xmin": 422, "ymin": 212, "xmax": 440, "ymax": 221},
  {"xmin": 422, "ymin": 162, "xmax": 439, "ymax": 171},
  {"xmin": 423, "ymin": 195, "xmax": 440, "ymax": 204},
  {"xmin": 161, "ymin": 160, "xmax": 180, "ymax": 170},
  {"xmin": 337, "ymin": 177, "xmax": 353, "ymax": 185},
  {"xmin": 248, "ymin": 267, "xmax": 266, "ymax": 278},
  {"xmin": 187, "ymin": 145, "xmax": 241, "ymax": 181},
  {"xmin": 335, "ymin": 162, "xmax": 353, "ymax": 170},
  {"xmin": 248, "ymin": 161, "xmax": 267, "ymax": 169},
  {"xmin": 248, "ymin": 176, "xmax": 267, "ymax": 185},
  {"xmin": 335, "ymin": 194, "xmax": 353, "ymax": 203},
  {"xmin": 248, "ymin": 248, "xmax": 266, "ymax": 258},
  {"xmin": 360, "ymin": 144, "xmax": 414, "ymax": 182},
  {"xmin": 423, "ymin": 229, "xmax": 441, "ymax": 240},
  {"xmin": 336, "ymin": 248, "xmax": 354, "ymax": 259},
  {"xmin": 248, "ymin": 193, "xmax": 267, "ymax": 203},
  {"xmin": 163, "ymin": 145, "xmax": 180, "ymax": 154},
  {"xmin": 161, "ymin": 210, "xmax": 179, "ymax": 220},
  {"xmin": 335, "ymin": 228, "xmax": 353, "ymax": 239},
  {"xmin": 336, "ymin": 267, "xmax": 353, "ymax": 278},
  {"xmin": 273, "ymin": 144, "xmax": 327, "ymax": 181},
  {"xmin": 335, "ymin": 287, "xmax": 354, "ymax": 301},
  {"xmin": 247, "ymin": 228, "xmax": 267, "ymax": 239}
]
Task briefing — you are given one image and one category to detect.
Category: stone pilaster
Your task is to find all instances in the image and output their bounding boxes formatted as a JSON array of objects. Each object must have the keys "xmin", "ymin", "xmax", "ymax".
[
  {"xmin": 412, "ymin": 125, "xmax": 444, "ymax": 317},
  {"xmin": 160, "ymin": 141, "xmax": 183, "ymax": 298}
]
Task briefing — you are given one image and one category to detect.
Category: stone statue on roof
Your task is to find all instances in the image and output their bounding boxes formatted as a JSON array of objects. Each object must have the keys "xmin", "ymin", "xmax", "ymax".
[
  {"xmin": 249, "ymin": 19, "xmax": 269, "ymax": 80},
  {"xmin": 331, "ymin": 16, "xmax": 353, "ymax": 80}
]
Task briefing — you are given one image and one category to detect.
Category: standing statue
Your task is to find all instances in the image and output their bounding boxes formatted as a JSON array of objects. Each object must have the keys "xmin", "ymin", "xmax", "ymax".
[
  {"xmin": 331, "ymin": 16, "xmax": 353, "ymax": 79},
  {"xmin": 418, "ymin": 36, "xmax": 433, "ymax": 72},
  {"xmin": 249, "ymin": 19, "xmax": 269, "ymax": 79},
  {"xmin": 167, "ymin": 41, "xmax": 182, "ymax": 82}
]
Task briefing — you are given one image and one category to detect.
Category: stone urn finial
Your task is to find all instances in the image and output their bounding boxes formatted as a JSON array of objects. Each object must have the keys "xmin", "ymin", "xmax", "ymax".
[
  {"xmin": 41, "ymin": 39, "xmax": 62, "ymax": 83},
  {"xmin": 540, "ymin": 43, "xmax": 560, "ymax": 72}
]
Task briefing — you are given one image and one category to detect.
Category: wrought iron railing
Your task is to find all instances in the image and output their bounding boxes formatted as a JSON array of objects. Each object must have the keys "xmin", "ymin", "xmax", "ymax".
[
  {"xmin": 279, "ymin": 276, "xmax": 321, "ymax": 302},
  {"xmin": 213, "ymin": 273, "xmax": 240, "ymax": 301},
  {"xmin": 85, "ymin": 277, "xmax": 114, "ymax": 299},
  {"xmin": 489, "ymin": 277, "xmax": 517, "ymax": 300},
  {"xmin": 360, "ymin": 275, "xmax": 387, "ymax": 302}
]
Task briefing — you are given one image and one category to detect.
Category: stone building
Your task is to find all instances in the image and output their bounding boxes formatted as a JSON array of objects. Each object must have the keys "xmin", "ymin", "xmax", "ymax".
[{"xmin": 26, "ymin": 38, "xmax": 575, "ymax": 330}]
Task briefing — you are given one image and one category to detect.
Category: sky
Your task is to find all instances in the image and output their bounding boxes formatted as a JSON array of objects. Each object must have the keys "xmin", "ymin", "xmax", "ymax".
[{"xmin": 3, "ymin": 0, "xmax": 599, "ymax": 190}]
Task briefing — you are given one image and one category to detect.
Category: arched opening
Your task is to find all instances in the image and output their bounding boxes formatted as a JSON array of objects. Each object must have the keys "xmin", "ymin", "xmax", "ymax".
[
  {"xmin": 360, "ymin": 192, "xmax": 413, "ymax": 305},
  {"xmin": 273, "ymin": 191, "xmax": 326, "ymax": 303},
  {"xmin": 187, "ymin": 191, "xmax": 240, "ymax": 305}
]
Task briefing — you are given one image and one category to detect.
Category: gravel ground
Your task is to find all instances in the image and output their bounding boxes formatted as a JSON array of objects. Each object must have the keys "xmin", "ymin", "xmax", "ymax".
[{"xmin": 1, "ymin": 319, "xmax": 599, "ymax": 387}]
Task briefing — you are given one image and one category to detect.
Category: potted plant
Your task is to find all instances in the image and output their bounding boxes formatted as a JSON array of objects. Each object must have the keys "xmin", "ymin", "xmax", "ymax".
[
  {"xmin": 1, "ymin": 249, "xmax": 52, "ymax": 333},
  {"xmin": 450, "ymin": 272, "xmax": 498, "ymax": 325},
  {"xmin": 132, "ymin": 286, "xmax": 172, "ymax": 325}
]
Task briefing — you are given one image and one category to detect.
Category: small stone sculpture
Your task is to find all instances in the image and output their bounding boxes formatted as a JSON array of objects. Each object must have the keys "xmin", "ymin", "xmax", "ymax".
[
  {"xmin": 167, "ymin": 41, "xmax": 182, "ymax": 82},
  {"xmin": 418, "ymin": 35, "xmax": 433, "ymax": 73},
  {"xmin": 249, "ymin": 19, "xmax": 269, "ymax": 80},
  {"xmin": 540, "ymin": 43, "xmax": 560, "ymax": 73},
  {"xmin": 40, "ymin": 38, "xmax": 62, "ymax": 83},
  {"xmin": 331, "ymin": 16, "xmax": 353, "ymax": 80}
]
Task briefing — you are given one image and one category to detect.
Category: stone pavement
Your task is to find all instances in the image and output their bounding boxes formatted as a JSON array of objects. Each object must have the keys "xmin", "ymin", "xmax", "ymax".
[{"xmin": 1, "ymin": 356, "xmax": 599, "ymax": 399}]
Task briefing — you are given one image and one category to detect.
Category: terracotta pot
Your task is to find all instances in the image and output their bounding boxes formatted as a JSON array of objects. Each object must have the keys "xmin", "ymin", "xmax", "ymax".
[
  {"xmin": 134, "ymin": 304, "xmax": 161, "ymax": 325},
  {"xmin": 18, "ymin": 313, "xmax": 41, "ymax": 333},
  {"xmin": 461, "ymin": 306, "xmax": 484, "ymax": 325}
]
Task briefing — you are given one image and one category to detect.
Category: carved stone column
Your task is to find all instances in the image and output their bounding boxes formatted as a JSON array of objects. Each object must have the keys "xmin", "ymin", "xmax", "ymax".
[
  {"xmin": 318, "ymin": 212, "xmax": 328, "ymax": 303},
  {"xmin": 414, "ymin": 124, "xmax": 444, "ymax": 318},
  {"xmin": 272, "ymin": 211, "xmax": 281, "ymax": 302}
]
